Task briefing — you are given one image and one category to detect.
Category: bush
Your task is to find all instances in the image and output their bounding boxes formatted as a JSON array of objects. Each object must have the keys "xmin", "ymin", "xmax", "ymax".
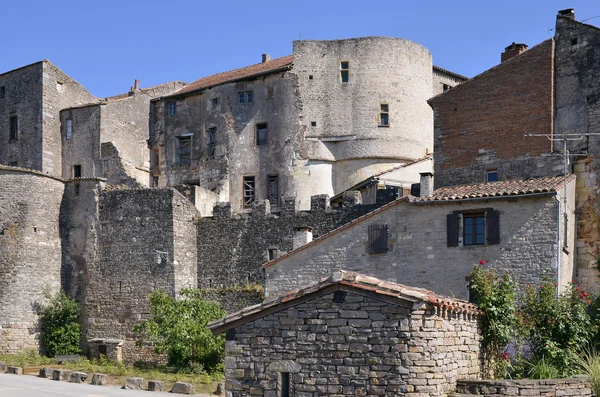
[
  {"xmin": 576, "ymin": 348, "xmax": 600, "ymax": 396},
  {"xmin": 40, "ymin": 290, "xmax": 81, "ymax": 357},
  {"xmin": 133, "ymin": 289, "xmax": 225, "ymax": 371}
]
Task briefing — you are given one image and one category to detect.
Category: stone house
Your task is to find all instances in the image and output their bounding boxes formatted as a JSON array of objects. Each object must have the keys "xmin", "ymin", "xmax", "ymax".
[
  {"xmin": 427, "ymin": 9, "xmax": 600, "ymax": 289},
  {"xmin": 208, "ymin": 270, "xmax": 482, "ymax": 397},
  {"xmin": 149, "ymin": 38, "xmax": 465, "ymax": 212},
  {"xmin": 264, "ymin": 175, "xmax": 576, "ymax": 300}
]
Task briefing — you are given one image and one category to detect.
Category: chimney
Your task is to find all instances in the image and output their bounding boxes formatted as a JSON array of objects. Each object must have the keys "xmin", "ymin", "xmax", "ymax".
[
  {"xmin": 558, "ymin": 8, "xmax": 575, "ymax": 19},
  {"xmin": 262, "ymin": 54, "xmax": 271, "ymax": 63},
  {"xmin": 293, "ymin": 226, "xmax": 313, "ymax": 250},
  {"xmin": 419, "ymin": 172, "xmax": 434, "ymax": 197},
  {"xmin": 501, "ymin": 42, "xmax": 528, "ymax": 62}
]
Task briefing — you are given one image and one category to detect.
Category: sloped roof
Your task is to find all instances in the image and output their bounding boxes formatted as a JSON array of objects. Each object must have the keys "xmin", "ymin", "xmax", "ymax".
[
  {"xmin": 412, "ymin": 174, "xmax": 575, "ymax": 202},
  {"xmin": 208, "ymin": 270, "xmax": 479, "ymax": 334},
  {"xmin": 174, "ymin": 55, "xmax": 294, "ymax": 96},
  {"xmin": 432, "ymin": 65, "xmax": 468, "ymax": 81}
]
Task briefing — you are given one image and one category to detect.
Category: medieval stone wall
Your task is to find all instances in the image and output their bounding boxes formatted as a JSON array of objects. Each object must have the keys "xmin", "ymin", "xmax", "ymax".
[
  {"xmin": 224, "ymin": 291, "xmax": 481, "ymax": 396},
  {"xmin": 0, "ymin": 167, "xmax": 65, "ymax": 353},
  {"xmin": 60, "ymin": 104, "xmax": 102, "ymax": 179}
]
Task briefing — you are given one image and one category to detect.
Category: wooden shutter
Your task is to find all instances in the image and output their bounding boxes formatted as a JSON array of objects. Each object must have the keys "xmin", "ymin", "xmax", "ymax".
[
  {"xmin": 486, "ymin": 210, "xmax": 500, "ymax": 245},
  {"xmin": 447, "ymin": 213, "xmax": 459, "ymax": 247},
  {"xmin": 368, "ymin": 224, "xmax": 388, "ymax": 254}
]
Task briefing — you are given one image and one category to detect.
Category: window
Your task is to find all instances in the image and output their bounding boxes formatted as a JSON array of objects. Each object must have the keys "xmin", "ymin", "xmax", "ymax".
[
  {"xmin": 443, "ymin": 84, "xmax": 450, "ymax": 91},
  {"xmin": 0, "ymin": 86, "xmax": 5, "ymax": 99},
  {"xmin": 73, "ymin": 165, "xmax": 82, "ymax": 178},
  {"xmin": 8, "ymin": 161, "xmax": 17, "ymax": 167},
  {"xmin": 447, "ymin": 210, "xmax": 500, "ymax": 247},
  {"xmin": 238, "ymin": 92, "xmax": 245, "ymax": 104},
  {"xmin": 333, "ymin": 290, "xmax": 346, "ymax": 303},
  {"xmin": 243, "ymin": 176, "xmax": 255, "ymax": 208},
  {"xmin": 571, "ymin": 38, "xmax": 578, "ymax": 46},
  {"xmin": 368, "ymin": 224, "xmax": 388, "ymax": 254},
  {"xmin": 310, "ymin": 121, "xmax": 317, "ymax": 127},
  {"xmin": 207, "ymin": 127, "xmax": 217, "ymax": 158},
  {"xmin": 65, "ymin": 119, "xmax": 73, "ymax": 140},
  {"xmin": 308, "ymin": 75, "xmax": 313, "ymax": 80},
  {"xmin": 212, "ymin": 97, "xmax": 219, "ymax": 107},
  {"xmin": 56, "ymin": 82, "xmax": 63, "ymax": 93},
  {"xmin": 177, "ymin": 135, "xmax": 192, "ymax": 165},
  {"xmin": 167, "ymin": 102, "xmax": 176, "ymax": 115},
  {"xmin": 267, "ymin": 87, "xmax": 274, "ymax": 99},
  {"xmin": 256, "ymin": 123, "xmax": 268, "ymax": 146},
  {"xmin": 340, "ymin": 61, "xmax": 349, "ymax": 83},
  {"xmin": 9, "ymin": 116, "xmax": 18, "ymax": 140},
  {"xmin": 379, "ymin": 104, "xmax": 389, "ymax": 127},
  {"xmin": 487, "ymin": 170, "xmax": 498, "ymax": 182},
  {"xmin": 247, "ymin": 91, "xmax": 253, "ymax": 103},
  {"xmin": 267, "ymin": 174, "xmax": 278, "ymax": 205},
  {"xmin": 238, "ymin": 91, "xmax": 253, "ymax": 103},
  {"xmin": 268, "ymin": 248, "xmax": 278, "ymax": 261},
  {"xmin": 280, "ymin": 372, "xmax": 290, "ymax": 397}
]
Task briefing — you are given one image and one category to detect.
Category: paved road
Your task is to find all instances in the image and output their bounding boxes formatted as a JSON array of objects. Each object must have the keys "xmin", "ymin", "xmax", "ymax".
[{"xmin": 0, "ymin": 373, "xmax": 213, "ymax": 397}]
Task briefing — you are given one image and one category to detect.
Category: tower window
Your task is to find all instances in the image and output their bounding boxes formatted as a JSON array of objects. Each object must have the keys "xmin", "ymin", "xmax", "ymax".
[
  {"xmin": 379, "ymin": 104, "xmax": 389, "ymax": 127},
  {"xmin": 256, "ymin": 123, "xmax": 268, "ymax": 146},
  {"xmin": 243, "ymin": 176, "xmax": 255, "ymax": 208},
  {"xmin": 73, "ymin": 165, "xmax": 82, "ymax": 178},
  {"xmin": 340, "ymin": 61, "xmax": 349, "ymax": 83},
  {"xmin": 9, "ymin": 116, "xmax": 18, "ymax": 140}
]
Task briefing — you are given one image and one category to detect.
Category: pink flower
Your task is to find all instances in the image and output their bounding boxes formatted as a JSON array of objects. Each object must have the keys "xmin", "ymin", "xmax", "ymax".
[
  {"xmin": 541, "ymin": 285, "xmax": 545, "ymax": 289},
  {"xmin": 479, "ymin": 260, "xmax": 486, "ymax": 265}
]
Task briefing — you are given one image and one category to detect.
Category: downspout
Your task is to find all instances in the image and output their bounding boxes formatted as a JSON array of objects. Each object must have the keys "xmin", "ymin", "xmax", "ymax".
[{"xmin": 555, "ymin": 194, "xmax": 561, "ymax": 295}]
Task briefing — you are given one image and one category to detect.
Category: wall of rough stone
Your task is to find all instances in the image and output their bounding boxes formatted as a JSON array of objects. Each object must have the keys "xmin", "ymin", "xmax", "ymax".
[
  {"xmin": 196, "ymin": 196, "xmax": 378, "ymax": 289},
  {"xmin": 431, "ymin": 67, "xmax": 466, "ymax": 97},
  {"xmin": 456, "ymin": 378, "xmax": 592, "ymax": 397},
  {"xmin": 266, "ymin": 189, "xmax": 575, "ymax": 300},
  {"xmin": 429, "ymin": 40, "xmax": 556, "ymax": 188},
  {"xmin": 60, "ymin": 104, "xmax": 102, "ymax": 179},
  {"xmin": 85, "ymin": 188, "xmax": 198, "ymax": 363},
  {"xmin": 224, "ymin": 291, "xmax": 481, "ymax": 397},
  {"xmin": 0, "ymin": 167, "xmax": 65, "ymax": 353}
]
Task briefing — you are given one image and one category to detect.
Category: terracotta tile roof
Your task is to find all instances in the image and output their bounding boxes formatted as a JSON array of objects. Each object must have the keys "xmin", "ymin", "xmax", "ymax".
[
  {"xmin": 208, "ymin": 270, "xmax": 480, "ymax": 333},
  {"xmin": 432, "ymin": 65, "xmax": 469, "ymax": 81},
  {"xmin": 411, "ymin": 174, "xmax": 574, "ymax": 203},
  {"xmin": 174, "ymin": 55, "xmax": 294, "ymax": 96}
]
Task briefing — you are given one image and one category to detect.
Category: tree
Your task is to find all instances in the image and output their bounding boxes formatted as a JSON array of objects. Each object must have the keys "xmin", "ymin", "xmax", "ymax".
[
  {"xmin": 40, "ymin": 290, "xmax": 81, "ymax": 357},
  {"xmin": 133, "ymin": 289, "xmax": 225, "ymax": 371}
]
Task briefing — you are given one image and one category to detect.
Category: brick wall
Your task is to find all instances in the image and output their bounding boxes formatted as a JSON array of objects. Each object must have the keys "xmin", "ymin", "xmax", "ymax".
[
  {"xmin": 224, "ymin": 291, "xmax": 481, "ymax": 396},
  {"xmin": 430, "ymin": 40, "xmax": 556, "ymax": 188}
]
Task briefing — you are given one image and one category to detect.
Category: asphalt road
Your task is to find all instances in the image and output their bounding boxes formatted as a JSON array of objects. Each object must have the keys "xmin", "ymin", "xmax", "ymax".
[{"xmin": 0, "ymin": 372, "xmax": 213, "ymax": 397}]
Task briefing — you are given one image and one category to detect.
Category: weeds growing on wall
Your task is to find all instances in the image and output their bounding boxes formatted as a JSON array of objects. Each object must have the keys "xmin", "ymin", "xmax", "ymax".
[{"xmin": 40, "ymin": 290, "xmax": 81, "ymax": 357}]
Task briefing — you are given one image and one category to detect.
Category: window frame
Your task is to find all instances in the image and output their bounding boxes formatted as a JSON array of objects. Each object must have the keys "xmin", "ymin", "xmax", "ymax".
[
  {"xmin": 462, "ymin": 213, "xmax": 485, "ymax": 246},
  {"xmin": 340, "ymin": 61, "xmax": 350, "ymax": 83},
  {"xmin": 66, "ymin": 119, "xmax": 73, "ymax": 140},
  {"xmin": 379, "ymin": 103, "xmax": 389, "ymax": 127},
  {"xmin": 243, "ymin": 175, "xmax": 256, "ymax": 208},
  {"xmin": 368, "ymin": 224, "xmax": 388, "ymax": 254},
  {"xmin": 447, "ymin": 209, "xmax": 500, "ymax": 247},
  {"xmin": 267, "ymin": 174, "xmax": 278, "ymax": 206},
  {"xmin": 9, "ymin": 115, "xmax": 18, "ymax": 140},
  {"xmin": 177, "ymin": 135, "xmax": 192, "ymax": 165},
  {"xmin": 487, "ymin": 170, "xmax": 498, "ymax": 182},
  {"xmin": 73, "ymin": 164, "xmax": 82, "ymax": 178},
  {"xmin": 207, "ymin": 127, "xmax": 217, "ymax": 158},
  {"xmin": 167, "ymin": 101, "xmax": 177, "ymax": 115},
  {"xmin": 256, "ymin": 123, "xmax": 268, "ymax": 146}
]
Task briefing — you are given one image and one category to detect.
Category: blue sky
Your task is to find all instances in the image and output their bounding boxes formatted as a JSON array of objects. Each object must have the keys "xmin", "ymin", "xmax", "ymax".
[{"xmin": 1, "ymin": 0, "xmax": 597, "ymax": 98}]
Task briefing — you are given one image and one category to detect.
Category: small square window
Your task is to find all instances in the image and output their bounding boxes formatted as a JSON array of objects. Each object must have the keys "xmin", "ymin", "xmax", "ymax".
[
  {"xmin": 256, "ymin": 123, "xmax": 268, "ymax": 146},
  {"xmin": 487, "ymin": 170, "xmax": 498, "ymax": 182},
  {"xmin": 379, "ymin": 104, "xmax": 389, "ymax": 127},
  {"xmin": 243, "ymin": 176, "xmax": 255, "ymax": 208},
  {"xmin": 65, "ymin": 119, "xmax": 73, "ymax": 140},
  {"xmin": 73, "ymin": 165, "xmax": 82, "ymax": 178},
  {"xmin": 571, "ymin": 38, "xmax": 578, "ymax": 46},
  {"xmin": 167, "ymin": 102, "xmax": 176, "ymax": 115},
  {"xmin": 308, "ymin": 75, "xmax": 313, "ymax": 80},
  {"xmin": 311, "ymin": 121, "xmax": 317, "ymax": 127},
  {"xmin": 340, "ymin": 61, "xmax": 350, "ymax": 83},
  {"xmin": 177, "ymin": 135, "xmax": 192, "ymax": 165},
  {"xmin": 9, "ymin": 116, "xmax": 18, "ymax": 140},
  {"xmin": 0, "ymin": 86, "xmax": 5, "ymax": 99}
]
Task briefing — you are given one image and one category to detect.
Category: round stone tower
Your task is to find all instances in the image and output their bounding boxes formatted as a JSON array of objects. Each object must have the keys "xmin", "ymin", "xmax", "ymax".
[
  {"xmin": 0, "ymin": 167, "xmax": 64, "ymax": 353},
  {"xmin": 292, "ymin": 37, "xmax": 434, "ymax": 204}
]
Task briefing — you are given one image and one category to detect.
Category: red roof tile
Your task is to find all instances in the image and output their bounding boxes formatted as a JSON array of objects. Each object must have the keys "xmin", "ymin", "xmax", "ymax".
[
  {"xmin": 207, "ymin": 270, "xmax": 480, "ymax": 333},
  {"xmin": 174, "ymin": 55, "xmax": 294, "ymax": 96}
]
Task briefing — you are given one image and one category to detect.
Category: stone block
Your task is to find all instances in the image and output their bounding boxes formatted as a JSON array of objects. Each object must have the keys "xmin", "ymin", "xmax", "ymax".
[
  {"xmin": 215, "ymin": 383, "xmax": 224, "ymax": 395},
  {"xmin": 0, "ymin": 361, "xmax": 5, "ymax": 372},
  {"xmin": 52, "ymin": 369, "xmax": 72, "ymax": 381},
  {"xmin": 7, "ymin": 366, "xmax": 22, "ymax": 375},
  {"xmin": 91, "ymin": 373, "xmax": 107, "ymax": 385},
  {"xmin": 70, "ymin": 371, "xmax": 88, "ymax": 383},
  {"xmin": 125, "ymin": 377, "xmax": 144, "ymax": 390},
  {"xmin": 39, "ymin": 367, "xmax": 55, "ymax": 378},
  {"xmin": 171, "ymin": 381, "xmax": 195, "ymax": 394},
  {"xmin": 148, "ymin": 380, "xmax": 164, "ymax": 392}
]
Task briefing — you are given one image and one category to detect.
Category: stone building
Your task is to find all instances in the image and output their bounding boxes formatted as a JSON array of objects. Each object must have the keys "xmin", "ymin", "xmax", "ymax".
[
  {"xmin": 264, "ymin": 175, "xmax": 576, "ymax": 300},
  {"xmin": 149, "ymin": 37, "xmax": 465, "ymax": 212},
  {"xmin": 209, "ymin": 271, "xmax": 482, "ymax": 397},
  {"xmin": 427, "ymin": 9, "xmax": 600, "ymax": 289}
]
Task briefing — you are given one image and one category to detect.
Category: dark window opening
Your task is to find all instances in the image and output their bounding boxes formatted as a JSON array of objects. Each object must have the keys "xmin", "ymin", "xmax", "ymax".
[
  {"xmin": 267, "ymin": 87, "xmax": 274, "ymax": 99},
  {"xmin": 0, "ymin": 86, "xmax": 5, "ymax": 99},
  {"xmin": 243, "ymin": 176, "xmax": 255, "ymax": 208},
  {"xmin": 463, "ymin": 213, "xmax": 485, "ymax": 246},
  {"xmin": 443, "ymin": 84, "xmax": 451, "ymax": 91},
  {"xmin": 310, "ymin": 121, "xmax": 317, "ymax": 127},
  {"xmin": 268, "ymin": 248, "xmax": 278, "ymax": 261},
  {"xmin": 487, "ymin": 170, "xmax": 498, "ymax": 182},
  {"xmin": 281, "ymin": 372, "xmax": 290, "ymax": 397},
  {"xmin": 379, "ymin": 104, "xmax": 389, "ymax": 127},
  {"xmin": 178, "ymin": 135, "xmax": 192, "ymax": 165},
  {"xmin": 308, "ymin": 75, "xmax": 313, "ymax": 80},
  {"xmin": 226, "ymin": 328, "xmax": 236, "ymax": 341},
  {"xmin": 73, "ymin": 165, "xmax": 82, "ymax": 178},
  {"xmin": 256, "ymin": 123, "xmax": 268, "ymax": 146},
  {"xmin": 167, "ymin": 102, "xmax": 176, "ymax": 115},
  {"xmin": 333, "ymin": 290, "xmax": 346, "ymax": 303},
  {"xmin": 212, "ymin": 97, "xmax": 219, "ymax": 106},
  {"xmin": 207, "ymin": 128, "xmax": 217, "ymax": 158},
  {"xmin": 98, "ymin": 344, "xmax": 107, "ymax": 355},
  {"xmin": 368, "ymin": 224, "xmax": 388, "ymax": 254},
  {"xmin": 340, "ymin": 61, "xmax": 349, "ymax": 83},
  {"xmin": 571, "ymin": 37, "xmax": 578, "ymax": 46},
  {"xmin": 9, "ymin": 116, "xmax": 18, "ymax": 140},
  {"xmin": 8, "ymin": 161, "xmax": 17, "ymax": 167},
  {"xmin": 267, "ymin": 174, "xmax": 278, "ymax": 205},
  {"xmin": 247, "ymin": 91, "xmax": 253, "ymax": 103}
]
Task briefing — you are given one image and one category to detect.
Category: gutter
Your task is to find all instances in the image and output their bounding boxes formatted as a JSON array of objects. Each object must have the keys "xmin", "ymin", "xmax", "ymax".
[{"xmin": 410, "ymin": 191, "xmax": 557, "ymax": 205}]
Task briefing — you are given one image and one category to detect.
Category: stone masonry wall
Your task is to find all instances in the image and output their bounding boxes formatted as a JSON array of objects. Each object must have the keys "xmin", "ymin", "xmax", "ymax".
[
  {"xmin": 430, "ymin": 40, "xmax": 556, "ymax": 188},
  {"xmin": 0, "ymin": 167, "xmax": 65, "ymax": 353},
  {"xmin": 456, "ymin": 378, "xmax": 592, "ymax": 397},
  {"xmin": 224, "ymin": 291, "xmax": 481, "ymax": 397},
  {"xmin": 266, "ymin": 191, "xmax": 573, "ymax": 300},
  {"xmin": 60, "ymin": 104, "xmax": 102, "ymax": 179}
]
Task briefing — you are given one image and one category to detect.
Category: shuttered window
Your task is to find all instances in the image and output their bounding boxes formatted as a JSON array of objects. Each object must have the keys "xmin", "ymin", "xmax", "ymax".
[
  {"xmin": 447, "ymin": 210, "xmax": 500, "ymax": 247},
  {"xmin": 368, "ymin": 224, "xmax": 388, "ymax": 254},
  {"xmin": 447, "ymin": 213, "xmax": 459, "ymax": 247}
]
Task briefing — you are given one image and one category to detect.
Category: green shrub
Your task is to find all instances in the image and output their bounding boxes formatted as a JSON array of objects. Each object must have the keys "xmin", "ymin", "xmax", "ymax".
[
  {"xmin": 40, "ymin": 290, "xmax": 81, "ymax": 357},
  {"xmin": 133, "ymin": 289, "xmax": 225, "ymax": 371},
  {"xmin": 527, "ymin": 357, "xmax": 560, "ymax": 379}
]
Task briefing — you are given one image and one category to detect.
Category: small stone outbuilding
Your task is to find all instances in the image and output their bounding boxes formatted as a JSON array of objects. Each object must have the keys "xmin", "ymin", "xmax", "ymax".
[{"xmin": 208, "ymin": 271, "xmax": 482, "ymax": 397}]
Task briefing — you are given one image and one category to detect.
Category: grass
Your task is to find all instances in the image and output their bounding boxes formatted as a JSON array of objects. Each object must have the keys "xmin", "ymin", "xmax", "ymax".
[
  {"xmin": 576, "ymin": 348, "xmax": 600, "ymax": 397},
  {"xmin": 0, "ymin": 350, "xmax": 223, "ymax": 394}
]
